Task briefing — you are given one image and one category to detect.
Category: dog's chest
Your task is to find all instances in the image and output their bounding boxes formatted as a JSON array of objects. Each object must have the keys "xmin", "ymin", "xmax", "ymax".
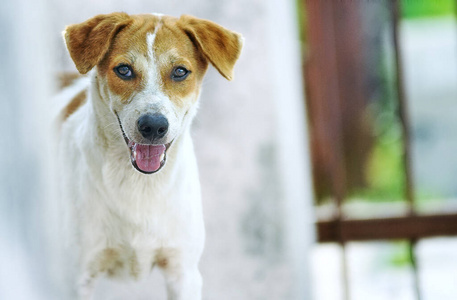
[
  {"xmin": 83, "ymin": 181, "xmax": 187, "ymax": 279},
  {"xmin": 91, "ymin": 167, "xmax": 188, "ymax": 244}
]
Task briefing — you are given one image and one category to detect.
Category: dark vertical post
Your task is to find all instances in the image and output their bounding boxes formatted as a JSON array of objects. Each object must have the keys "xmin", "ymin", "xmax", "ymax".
[
  {"xmin": 304, "ymin": 0, "xmax": 347, "ymax": 204},
  {"xmin": 303, "ymin": 0, "xmax": 352, "ymax": 298},
  {"xmin": 391, "ymin": 0, "xmax": 421, "ymax": 299}
]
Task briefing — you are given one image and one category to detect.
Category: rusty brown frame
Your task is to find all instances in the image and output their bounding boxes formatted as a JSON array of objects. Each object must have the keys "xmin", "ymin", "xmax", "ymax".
[
  {"xmin": 317, "ymin": 213, "xmax": 457, "ymax": 243},
  {"xmin": 302, "ymin": 0, "xmax": 457, "ymax": 299}
]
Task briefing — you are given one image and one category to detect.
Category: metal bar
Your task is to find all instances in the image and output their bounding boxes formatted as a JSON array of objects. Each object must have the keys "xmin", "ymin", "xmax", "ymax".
[
  {"xmin": 408, "ymin": 241, "xmax": 422, "ymax": 300},
  {"xmin": 329, "ymin": 2, "xmax": 351, "ymax": 299},
  {"xmin": 317, "ymin": 213, "xmax": 457, "ymax": 242},
  {"xmin": 391, "ymin": 0, "xmax": 421, "ymax": 299},
  {"xmin": 392, "ymin": 0, "xmax": 415, "ymax": 214}
]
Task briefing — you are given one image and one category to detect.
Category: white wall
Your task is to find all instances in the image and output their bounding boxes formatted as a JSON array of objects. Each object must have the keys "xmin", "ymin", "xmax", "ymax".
[{"xmin": 0, "ymin": 0, "xmax": 55, "ymax": 299}]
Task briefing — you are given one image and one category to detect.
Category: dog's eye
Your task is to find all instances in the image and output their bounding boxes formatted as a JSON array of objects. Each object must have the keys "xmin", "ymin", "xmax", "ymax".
[
  {"xmin": 114, "ymin": 65, "xmax": 134, "ymax": 80},
  {"xmin": 171, "ymin": 66, "xmax": 190, "ymax": 81}
]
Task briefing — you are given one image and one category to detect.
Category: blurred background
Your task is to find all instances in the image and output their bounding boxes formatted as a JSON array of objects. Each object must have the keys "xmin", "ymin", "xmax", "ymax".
[{"xmin": 1, "ymin": 0, "xmax": 456, "ymax": 299}]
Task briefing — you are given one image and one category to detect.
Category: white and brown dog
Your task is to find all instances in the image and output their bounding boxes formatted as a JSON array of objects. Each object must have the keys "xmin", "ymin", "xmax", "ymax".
[{"xmin": 57, "ymin": 13, "xmax": 242, "ymax": 299}]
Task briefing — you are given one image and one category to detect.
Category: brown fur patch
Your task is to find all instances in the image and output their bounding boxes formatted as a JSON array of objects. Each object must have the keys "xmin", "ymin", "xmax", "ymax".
[
  {"xmin": 56, "ymin": 72, "xmax": 86, "ymax": 125},
  {"xmin": 156, "ymin": 256, "xmax": 169, "ymax": 269},
  {"xmin": 57, "ymin": 72, "xmax": 82, "ymax": 89},
  {"xmin": 60, "ymin": 90, "xmax": 87, "ymax": 121},
  {"xmin": 88, "ymin": 248, "xmax": 143, "ymax": 279},
  {"xmin": 154, "ymin": 248, "xmax": 181, "ymax": 272},
  {"xmin": 90, "ymin": 248, "xmax": 124, "ymax": 277},
  {"xmin": 153, "ymin": 16, "xmax": 209, "ymax": 108},
  {"xmin": 178, "ymin": 15, "xmax": 243, "ymax": 81},
  {"xmin": 64, "ymin": 13, "xmax": 132, "ymax": 74},
  {"xmin": 96, "ymin": 14, "xmax": 157, "ymax": 103}
]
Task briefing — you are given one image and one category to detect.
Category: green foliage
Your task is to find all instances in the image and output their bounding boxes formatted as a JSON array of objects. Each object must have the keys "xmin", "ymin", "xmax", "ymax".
[
  {"xmin": 365, "ymin": 129, "xmax": 405, "ymax": 201},
  {"xmin": 402, "ymin": 0, "xmax": 455, "ymax": 19},
  {"xmin": 352, "ymin": 104, "xmax": 405, "ymax": 202},
  {"xmin": 382, "ymin": 241, "xmax": 413, "ymax": 268},
  {"xmin": 296, "ymin": 0, "xmax": 307, "ymax": 44}
]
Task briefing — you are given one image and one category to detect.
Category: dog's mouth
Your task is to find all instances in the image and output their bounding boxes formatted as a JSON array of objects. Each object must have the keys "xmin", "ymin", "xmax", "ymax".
[
  {"xmin": 115, "ymin": 113, "xmax": 172, "ymax": 174},
  {"xmin": 126, "ymin": 140, "xmax": 172, "ymax": 174}
]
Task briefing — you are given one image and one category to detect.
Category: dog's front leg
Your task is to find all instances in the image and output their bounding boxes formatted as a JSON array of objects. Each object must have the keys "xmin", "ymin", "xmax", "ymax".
[
  {"xmin": 162, "ymin": 265, "xmax": 202, "ymax": 300},
  {"xmin": 77, "ymin": 272, "xmax": 96, "ymax": 300}
]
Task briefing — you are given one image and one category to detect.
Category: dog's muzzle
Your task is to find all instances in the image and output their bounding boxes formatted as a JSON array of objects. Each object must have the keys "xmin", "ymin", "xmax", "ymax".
[{"xmin": 115, "ymin": 112, "xmax": 172, "ymax": 174}]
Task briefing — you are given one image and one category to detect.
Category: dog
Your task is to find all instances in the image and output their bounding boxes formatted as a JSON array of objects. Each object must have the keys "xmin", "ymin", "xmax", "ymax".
[{"xmin": 56, "ymin": 12, "xmax": 242, "ymax": 299}]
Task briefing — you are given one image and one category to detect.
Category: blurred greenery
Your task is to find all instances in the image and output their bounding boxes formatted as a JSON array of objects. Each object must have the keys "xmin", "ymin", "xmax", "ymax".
[
  {"xmin": 382, "ymin": 241, "xmax": 412, "ymax": 268},
  {"xmin": 390, "ymin": 242, "xmax": 412, "ymax": 267},
  {"xmin": 355, "ymin": 0, "xmax": 454, "ymax": 203},
  {"xmin": 362, "ymin": 130, "xmax": 405, "ymax": 202},
  {"xmin": 351, "ymin": 44, "xmax": 406, "ymax": 203},
  {"xmin": 297, "ymin": 0, "xmax": 453, "ymax": 204},
  {"xmin": 402, "ymin": 0, "xmax": 455, "ymax": 19},
  {"xmin": 295, "ymin": 0, "xmax": 306, "ymax": 44}
]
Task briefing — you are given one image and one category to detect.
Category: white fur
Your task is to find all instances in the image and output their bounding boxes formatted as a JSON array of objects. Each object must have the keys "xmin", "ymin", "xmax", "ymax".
[{"xmin": 57, "ymin": 25, "xmax": 204, "ymax": 300}]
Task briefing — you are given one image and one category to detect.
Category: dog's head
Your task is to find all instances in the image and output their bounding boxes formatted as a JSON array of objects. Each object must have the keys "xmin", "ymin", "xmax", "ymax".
[{"xmin": 64, "ymin": 13, "xmax": 243, "ymax": 174}]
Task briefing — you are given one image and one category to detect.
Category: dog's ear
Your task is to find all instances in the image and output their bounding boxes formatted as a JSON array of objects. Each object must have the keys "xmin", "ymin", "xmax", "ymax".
[
  {"xmin": 64, "ymin": 13, "xmax": 132, "ymax": 74},
  {"xmin": 179, "ymin": 15, "xmax": 243, "ymax": 81}
]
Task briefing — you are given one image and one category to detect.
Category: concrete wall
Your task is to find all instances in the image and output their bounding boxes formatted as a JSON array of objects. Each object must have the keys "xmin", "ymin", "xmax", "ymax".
[
  {"xmin": 1, "ymin": 0, "xmax": 314, "ymax": 299},
  {"xmin": 0, "ymin": 0, "xmax": 55, "ymax": 299}
]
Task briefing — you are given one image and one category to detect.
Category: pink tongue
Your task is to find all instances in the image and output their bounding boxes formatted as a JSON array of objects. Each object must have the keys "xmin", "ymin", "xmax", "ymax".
[{"xmin": 134, "ymin": 144, "xmax": 166, "ymax": 173}]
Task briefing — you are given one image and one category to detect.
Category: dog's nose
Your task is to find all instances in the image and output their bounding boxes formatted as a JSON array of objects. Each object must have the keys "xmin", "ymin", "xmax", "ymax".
[{"xmin": 137, "ymin": 114, "xmax": 169, "ymax": 140}]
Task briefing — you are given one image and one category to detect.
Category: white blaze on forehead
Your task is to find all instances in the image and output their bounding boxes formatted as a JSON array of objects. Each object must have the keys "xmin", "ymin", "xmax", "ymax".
[
  {"xmin": 141, "ymin": 19, "xmax": 177, "ymax": 134},
  {"xmin": 145, "ymin": 20, "xmax": 163, "ymax": 93}
]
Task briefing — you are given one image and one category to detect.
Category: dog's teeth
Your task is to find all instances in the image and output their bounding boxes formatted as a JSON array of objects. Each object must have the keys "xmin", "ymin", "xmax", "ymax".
[{"xmin": 160, "ymin": 153, "xmax": 165, "ymax": 162}]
